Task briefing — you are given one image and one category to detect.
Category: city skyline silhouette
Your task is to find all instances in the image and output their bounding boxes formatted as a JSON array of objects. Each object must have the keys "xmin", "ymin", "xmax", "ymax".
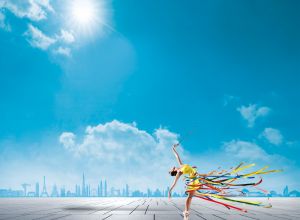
[{"xmin": 1, "ymin": 172, "xmax": 299, "ymax": 198}]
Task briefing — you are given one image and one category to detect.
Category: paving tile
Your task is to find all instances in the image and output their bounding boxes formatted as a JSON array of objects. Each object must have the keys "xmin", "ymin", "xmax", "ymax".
[
  {"xmin": 106, "ymin": 215, "xmax": 153, "ymax": 220},
  {"xmin": 57, "ymin": 214, "xmax": 102, "ymax": 220},
  {"xmin": 155, "ymin": 214, "xmax": 183, "ymax": 220}
]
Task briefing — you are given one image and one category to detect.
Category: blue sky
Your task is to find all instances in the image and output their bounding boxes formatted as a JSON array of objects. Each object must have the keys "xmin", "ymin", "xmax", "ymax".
[{"xmin": 0, "ymin": 0, "xmax": 299, "ymax": 193}]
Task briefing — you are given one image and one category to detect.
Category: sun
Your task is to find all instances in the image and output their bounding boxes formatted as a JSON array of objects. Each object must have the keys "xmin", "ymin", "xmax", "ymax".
[
  {"xmin": 67, "ymin": 0, "xmax": 107, "ymax": 37},
  {"xmin": 71, "ymin": 0, "xmax": 96, "ymax": 25}
]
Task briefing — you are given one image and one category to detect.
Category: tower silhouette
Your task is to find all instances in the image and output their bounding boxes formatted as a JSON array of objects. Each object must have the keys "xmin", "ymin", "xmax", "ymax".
[
  {"xmin": 82, "ymin": 173, "xmax": 86, "ymax": 197},
  {"xmin": 104, "ymin": 180, "xmax": 107, "ymax": 197},
  {"xmin": 125, "ymin": 184, "xmax": 129, "ymax": 197},
  {"xmin": 75, "ymin": 184, "xmax": 81, "ymax": 196},
  {"xmin": 283, "ymin": 185, "xmax": 289, "ymax": 197},
  {"xmin": 40, "ymin": 176, "xmax": 49, "ymax": 197},
  {"xmin": 99, "ymin": 180, "xmax": 103, "ymax": 197}
]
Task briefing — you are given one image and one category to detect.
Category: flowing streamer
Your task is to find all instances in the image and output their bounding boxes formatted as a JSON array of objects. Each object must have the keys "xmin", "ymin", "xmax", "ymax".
[{"xmin": 184, "ymin": 163, "xmax": 282, "ymax": 212}]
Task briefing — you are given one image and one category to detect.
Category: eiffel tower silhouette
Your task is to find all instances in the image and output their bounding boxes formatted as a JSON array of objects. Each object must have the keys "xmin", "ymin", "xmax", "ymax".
[{"xmin": 40, "ymin": 176, "xmax": 49, "ymax": 197}]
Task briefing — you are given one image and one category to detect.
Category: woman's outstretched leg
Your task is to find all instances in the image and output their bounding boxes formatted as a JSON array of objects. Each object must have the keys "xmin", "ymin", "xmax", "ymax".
[{"xmin": 183, "ymin": 191, "xmax": 195, "ymax": 219}]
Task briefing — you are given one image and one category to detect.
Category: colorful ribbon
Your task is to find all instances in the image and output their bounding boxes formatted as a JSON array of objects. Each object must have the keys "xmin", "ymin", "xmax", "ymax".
[{"xmin": 184, "ymin": 163, "xmax": 282, "ymax": 212}]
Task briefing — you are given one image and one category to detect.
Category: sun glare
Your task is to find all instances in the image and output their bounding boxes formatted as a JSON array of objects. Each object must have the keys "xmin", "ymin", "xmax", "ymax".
[
  {"xmin": 71, "ymin": 1, "xmax": 96, "ymax": 25},
  {"xmin": 67, "ymin": 0, "xmax": 107, "ymax": 37}
]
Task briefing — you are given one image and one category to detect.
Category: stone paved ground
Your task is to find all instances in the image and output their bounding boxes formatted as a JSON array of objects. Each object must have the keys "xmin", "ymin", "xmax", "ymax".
[{"xmin": 0, "ymin": 198, "xmax": 299, "ymax": 220}]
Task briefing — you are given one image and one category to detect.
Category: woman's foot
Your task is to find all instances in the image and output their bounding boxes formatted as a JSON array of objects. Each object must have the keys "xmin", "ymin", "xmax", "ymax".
[
  {"xmin": 183, "ymin": 210, "xmax": 190, "ymax": 217},
  {"xmin": 183, "ymin": 210, "xmax": 189, "ymax": 220}
]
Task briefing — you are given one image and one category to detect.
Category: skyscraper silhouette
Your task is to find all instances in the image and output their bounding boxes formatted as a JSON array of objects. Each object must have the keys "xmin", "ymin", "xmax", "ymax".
[
  {"xmin": 60, "ymin": 187, "xmax": 66, "ymax": 197},
  {"xmin": 35, "ymin": 182, "xmax": 39, "ymax": 197},
  {"xmin": 147, "ymin": 188, "xmax": 152, "ymax": 197},
  {"xmin": 87, "ymin": 184, "xmax": 90, "ymax": 197},
  {"xmin": 51, "ymin": 184, "xmax": 59, "ymax": 197},
  {"xmin": 40, "ymin": 176, "xmax": 49, "ymax": 197},
  {"xmin": 104, "ymin": 180, "xmax": 107, "ymax": 197},
  {"xmin": 98, "ymin": 180, "xmax": 103, "ymax": 197},
  {"xmin": 75, "ymin": 184, "xmax": 81, "ymax": 196},
  {"xmin": 283, "ymin": 186, "xmax": 289, "ymax": 197},
  {"xmin": 82, "ymin": 173, "xmax": 86, "ymax": 197},
  {"xmin": 165, "ymin": 187, "xmax": 170, "ymax": 197},
  {"xmin": 101, "ymin": 180, "xmax": 104, "ymax": 197},
  {"xmin": 125, "ymin": 184, "xmax": 129, "ymax": 197}
]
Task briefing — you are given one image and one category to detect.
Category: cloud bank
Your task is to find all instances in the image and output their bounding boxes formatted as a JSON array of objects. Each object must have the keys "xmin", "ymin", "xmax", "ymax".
[
  {"xmin": 0, "ymin": 0, "xmax": 54, "ymax": 21},
  {"xmin": 59, "ymin": 120, "xmax": 182, "ymax": 190},
  {"xmin": 0, "ymin": 0, "xmax": 76, "ymax": 56},
  {"xmin": 60, "ymin": 120, "xmax": 179, "ymax": 162}
]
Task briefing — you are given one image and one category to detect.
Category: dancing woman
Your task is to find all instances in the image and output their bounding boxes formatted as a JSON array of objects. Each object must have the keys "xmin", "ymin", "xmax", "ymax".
[
  {"xmin": 168, "ymin": 143, "xmax": 281, "ymax": 219},
  {"xmin": 168, "ymin": 143, "xmax": 199, "ymax": 218}
]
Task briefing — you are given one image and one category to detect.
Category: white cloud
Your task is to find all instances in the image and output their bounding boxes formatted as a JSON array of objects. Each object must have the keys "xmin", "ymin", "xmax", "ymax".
[
  {"xmin": 24, "ymin": 24, "xmax": 56, "ymax": 50},
  {"xmin": 33, "ymin": 0, "xmax": 53, "ymax": 12},
  {"xmin": 60, "ymin": 120, "xmax": 179, "ymax": 163},
  {"xmin": 216, "ymin": 139, "xmax": 296, "ymax": 192},
  {"xmin": 223, "ymin": 140, "xmax": 270, "ymax": 161},
  {"xmin": 1, "ymin": 1, "xmax": 74, "ymax": 55},
  {"xmin": 54, "ymin": 46, "xmax": 71, "ymax": 57},
  {"xmin": 57, "ymin": 29, "xmax": 75, "ymax": 44},
  {"xmin": 0, "ymin": 0, "xmax": 54, "ymax": 21},
  {"xmin": 237, "ymin": 104, "xmax": 271, "ymax": 127},
  {"xmin": 0, "ymin": 11, "xmax": 10, "ymax": 31},
  {"xmin": 23, "ymin": 26, "xmax": 74, "ymax": 55},
  {"xmin": 59, "ymin": 132, "xmax": 76, "ymax": 151},
  {"xmin": 59, "ymin": 120, "xmax": 181, "ymax": 189},
  {"xmin": 261, "ymin": 128, "xmax": 283, "ymax": 145}
]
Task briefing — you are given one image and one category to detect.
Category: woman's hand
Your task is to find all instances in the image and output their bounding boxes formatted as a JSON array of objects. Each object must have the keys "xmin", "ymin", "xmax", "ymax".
[
  {"xmin": 168, "ymin": 190, "xmax": 172, "ymax": 200},
  {"xmin": 173, "ymin": 143, "xmax": 179, "ymax": 148}
]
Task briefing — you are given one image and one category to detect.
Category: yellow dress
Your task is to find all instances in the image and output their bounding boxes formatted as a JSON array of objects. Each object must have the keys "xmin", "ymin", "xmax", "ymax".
[{"xmin": 180, "ymin": 164, "xmax": 200, "ymax": 191}]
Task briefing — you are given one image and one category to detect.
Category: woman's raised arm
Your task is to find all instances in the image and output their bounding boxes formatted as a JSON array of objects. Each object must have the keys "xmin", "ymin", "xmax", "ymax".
[{"xmin": 172, "ymin": 143, "xmax": 183, "ymax": 166}]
